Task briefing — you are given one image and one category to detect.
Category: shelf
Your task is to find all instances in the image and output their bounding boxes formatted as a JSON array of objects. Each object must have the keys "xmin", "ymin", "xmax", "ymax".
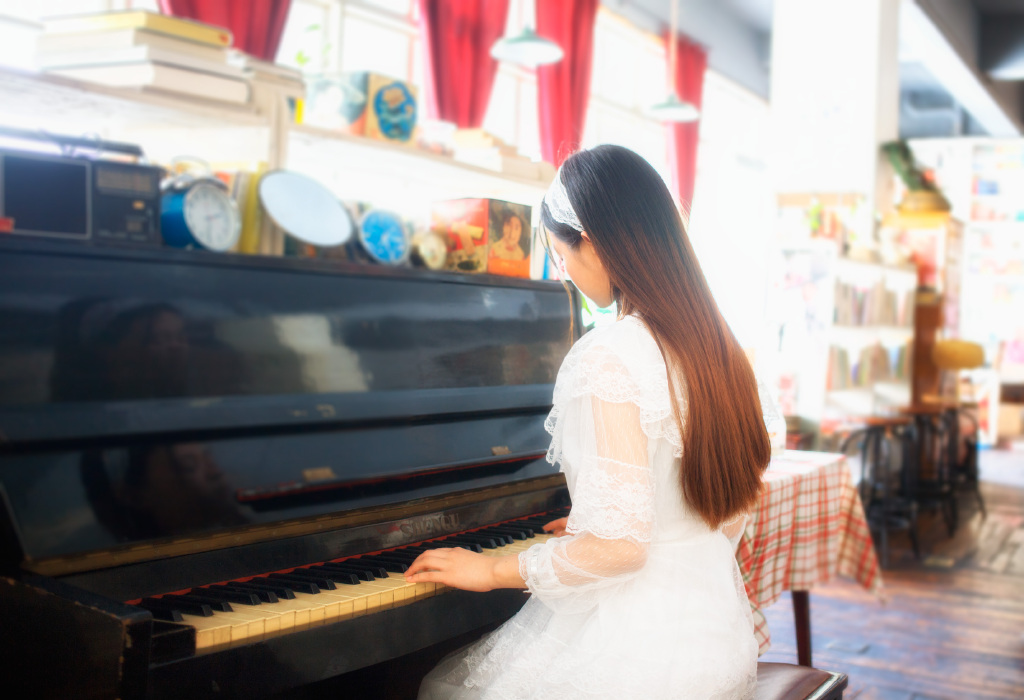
[
  {"xmin": 834, "ymin": 256, "xmax": 918, "ymax": 282},
  {"xmin": 830, "ymin": 325, "xmax": 914, "ymax": 347},
  {"xmin": 288, "ymin": 124, "xmax": 554, "ymax": 216},
  {"xmin": 0, "ymin": 66, "xmax": 552, "ymax": 215},
  {"xmin": 0, "ymin": 66, "xmax": 266, "ymax": 133}
]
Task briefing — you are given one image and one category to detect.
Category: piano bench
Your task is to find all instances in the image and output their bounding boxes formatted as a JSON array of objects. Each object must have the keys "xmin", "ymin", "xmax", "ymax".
[{"xmin": 755, "ymin": 662, "xmax": 849, "ymax": 700}]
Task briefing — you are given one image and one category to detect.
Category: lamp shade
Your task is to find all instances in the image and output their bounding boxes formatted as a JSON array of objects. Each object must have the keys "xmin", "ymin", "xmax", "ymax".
[
  {"xmin": 490, "ymin": 26, "xmax": 564, "ymax": 67},
  {"xmin": 933, "ymin": 340, "xmax": 985, "ymax": 371},
  {"xmin": 648, "ymin": 92, "xmax": 700, "ymax": 123}
]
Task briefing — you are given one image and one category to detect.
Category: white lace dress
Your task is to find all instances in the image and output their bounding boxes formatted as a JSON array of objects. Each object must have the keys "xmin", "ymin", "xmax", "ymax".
[{"xmin": 418, "ymin": 315, "xmax": 758, "ymax": 700}]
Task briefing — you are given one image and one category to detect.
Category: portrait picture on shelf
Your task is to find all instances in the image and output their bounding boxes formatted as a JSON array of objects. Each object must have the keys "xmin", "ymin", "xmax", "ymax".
[{"xmin": 487, "ymin": 201, "xmax": 531, "ymax": 278}]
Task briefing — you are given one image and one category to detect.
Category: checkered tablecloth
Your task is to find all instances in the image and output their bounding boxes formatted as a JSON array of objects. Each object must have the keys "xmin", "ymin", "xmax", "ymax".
[{"xmin": 736, "ymin": 450, "xmax": 885, "ymax": 654}]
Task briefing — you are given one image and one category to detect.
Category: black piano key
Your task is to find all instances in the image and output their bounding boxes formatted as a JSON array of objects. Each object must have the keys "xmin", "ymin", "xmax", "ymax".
[
  {"xmin": 368, "ymin": 556, "xmax": 419, "ymax": 570},
  {"xmin": 302, "ymin": 566, "xmax": 361, "ymax": 585},
  {"xmin": 516, "ymin": 517, "xmax": 555, "ymax": 528},
  {"xmin": 315, "ymin": 563, "xmax": 376, "ymax": 581},
  {"xmin": 141, "ymin": 597, "xmax": 213, "ymax": 618},
  {"xmin": 380, "ymin": 549, "xmax": 425, "ymax": 561},
  {"xmin": 267, "ymin": 573, "xmax": 329, "ymax": 592},
  {"xmin": 518, "ymin": 519, "xmax": 562, "ymax": 532},
  {"xmin": 443, "ymin": 536, "xmax": 495, "ymax": 550},
  {"xmin": 354, "ymin": 556, "xmax": 408, "ymax": 573},
  {"xmin": 216, "ymin": 584, "xmax": 279, "ymax": 604},
  {"xmin": 454, "ymin": 534, "xmax": 500, "ymax": 548},
  {"xmin": 169, "ymin": 594, "xmax": 234, "ymax": 613},
  {"xmin": 231, "ymin": 580, "xmax": 294, "ymax": 600},
  {"xmin": 339, "ymin": 561, "xmax": 389, "ymax": 578},
  {"xmin": 476, "ymin": 530, "xmax": 515, "ymax": 545},
  {"xmin": 138, "ymin": 604, "xmax": 184, "ymax": 622},
  {"xmin": 251, "ymin": 576, "xmax": 320, "ymax": 596},
  {"xmin": 452, "ymin": 542, "xmax": 485, "ymax": 552},
  {"xmin": 487, "ymin": 526, "xmax": 533, "ymax": 540},
  {"xmin": 191, "ymin": 587, "xmax": 262, "ymax": 605},
  {"xmin": 286, "ymin": 569, "xmax": 341, "ymax": 590}
]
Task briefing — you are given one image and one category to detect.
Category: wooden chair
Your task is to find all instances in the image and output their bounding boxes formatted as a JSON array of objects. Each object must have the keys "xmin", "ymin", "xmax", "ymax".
[
  {"xmin": 900, "ymin": 403, "xmax": 959, "ymax": 537},
  {"xmin": 841, "ymin": 415, "xmax": 919, "ymax": 567},
  {"xmin": 755, "ymin": 662, "xmax": 848, "ymax": 700}
]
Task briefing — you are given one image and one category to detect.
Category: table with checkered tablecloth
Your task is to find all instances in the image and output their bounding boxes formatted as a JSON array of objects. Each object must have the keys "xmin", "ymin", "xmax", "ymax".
[{"xmin": 736, "ymin": 450, "xmax": 885, "ymax": 663}]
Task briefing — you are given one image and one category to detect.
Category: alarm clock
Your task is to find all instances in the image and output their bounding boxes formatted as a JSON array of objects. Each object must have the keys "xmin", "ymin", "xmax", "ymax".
[
  {"xmin": 410, "ymin": 230, "xmax": 448, "ymax": 270},
  {"xmin": 161, "ymin": 177, "xmax": 241, "ymax": 251},
  {"xmin": 359, "ymin": 210, "xmax": 410, "ymax": 264}
]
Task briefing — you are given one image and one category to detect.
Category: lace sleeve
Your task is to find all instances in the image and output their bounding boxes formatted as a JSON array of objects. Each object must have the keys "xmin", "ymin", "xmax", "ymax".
[{"xmin": 519, "ymin": 381, "xmax": 656, "ymax": 615}]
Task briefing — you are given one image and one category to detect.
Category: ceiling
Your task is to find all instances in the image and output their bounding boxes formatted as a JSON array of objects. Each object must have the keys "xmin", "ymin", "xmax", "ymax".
[
  {"xmin": 973, "ymin": 0, "xmax": 1024, "ymax": 13},
  {"xmin": 611, "ymin": 0, "xmax": 1024, "ymax": 138}
]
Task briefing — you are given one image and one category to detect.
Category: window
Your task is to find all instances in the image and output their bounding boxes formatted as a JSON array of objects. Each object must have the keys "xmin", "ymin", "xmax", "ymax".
[
  {"xmin": 583, "ymin": 9, "xmax": 671, "ymax": 185},
  {"xmin": 277, "ymin": 0, "xmax": 417, "ymax": 82}
]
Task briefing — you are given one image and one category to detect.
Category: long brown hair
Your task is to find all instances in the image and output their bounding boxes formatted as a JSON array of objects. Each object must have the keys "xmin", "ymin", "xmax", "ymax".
[{"xmin": 541, "ymin": 145, "xmax": 769, "ymax": 529}]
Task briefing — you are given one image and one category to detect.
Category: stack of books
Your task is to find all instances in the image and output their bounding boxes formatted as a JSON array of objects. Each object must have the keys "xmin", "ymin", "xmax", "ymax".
[
  {"xmin": 227, "ymin": 50, "xmax": 305, "ymax": 103},
  {"xmin": 452, "ymin": 129, "xmax": 555, "ymax": 181},
  {"xmin": 37, "ymin": 10, "xmax": 250, "ymax": 105}
]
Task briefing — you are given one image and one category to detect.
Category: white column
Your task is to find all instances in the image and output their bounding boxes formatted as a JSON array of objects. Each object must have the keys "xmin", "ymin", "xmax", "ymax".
[{"xmin": 770, "ymin": 0, "xmax": 901, "ymax": 215}]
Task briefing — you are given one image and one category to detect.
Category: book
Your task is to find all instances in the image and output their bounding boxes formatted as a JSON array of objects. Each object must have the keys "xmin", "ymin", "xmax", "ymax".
[
  {"xmin": 227, "ymin": 50, "xmax": 303, "ymax": 82},
  {"xmin": 453, "ymin": 148, "xmax": 541, "ymax": 179},
  {"xmin": 43, "ymin": 10, "xmax": 232, "ymax": 48},
  {"xmin": 50, "ymin": 62, "xmax": 250, "ymax": 104},
  {"xmin": 37, "ymin": 28, "xmax": 228, "ymax": 63},
  {"xmin": 38, "ymin": 45, "xmax": 243, "ymax": 79}
]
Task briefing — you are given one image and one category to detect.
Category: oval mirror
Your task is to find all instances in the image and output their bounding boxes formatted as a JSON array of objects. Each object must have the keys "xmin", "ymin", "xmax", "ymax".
[{"xmin": 258, "ymin": 170, "xmax": 353, "ymax": 247}]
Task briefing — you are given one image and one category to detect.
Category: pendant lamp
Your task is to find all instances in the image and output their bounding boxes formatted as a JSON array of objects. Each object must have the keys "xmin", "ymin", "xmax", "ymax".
[
  {"xmin": 649, "ymin": 0, "xmax": 699, "ymax": 123},
  {"xmin": 490, "ymin": 3, "xmax": 563, "ymax": 68}
]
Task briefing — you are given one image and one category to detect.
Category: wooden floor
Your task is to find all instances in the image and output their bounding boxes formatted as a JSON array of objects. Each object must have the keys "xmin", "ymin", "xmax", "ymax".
[{"xmin": 760, "ymin": 449, "xmax": 1024, "ymax": 700}]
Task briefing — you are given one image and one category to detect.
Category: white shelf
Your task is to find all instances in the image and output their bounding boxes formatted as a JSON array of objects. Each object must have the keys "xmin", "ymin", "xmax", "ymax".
[
  {"xmin": 834, "ymin": 256, "xmax": 918, "ymax": 284},
  {"xmin": 0, "ymin": 66, "xmax": 266, "ymax": 132},
  {"xmin": 0, "ymin": 67, "xmax": 551, "ymax": 214},
  {"xmin": 830, "ymin": 324, "xmax": 914, "ymax": 347},
  {"xmin": 288, "ymin": 124, "xmax": 553, "ymax": 218}
]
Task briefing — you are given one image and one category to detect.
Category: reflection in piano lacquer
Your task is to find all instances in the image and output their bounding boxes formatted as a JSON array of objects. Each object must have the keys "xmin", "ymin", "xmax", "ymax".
[
  {"xmin": 0, "ymin": 238, "xmax": 581, "ymax": 699},
  {"xmin": 136, "ymin": 513, "xmax": 563, "ymax": 651}
]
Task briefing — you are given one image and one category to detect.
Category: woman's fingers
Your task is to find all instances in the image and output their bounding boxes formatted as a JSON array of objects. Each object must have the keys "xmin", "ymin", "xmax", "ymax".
[
  {"xmin": 542, "ymin": 517, "xmax": 568, "ymax": 536},
  {"xmin": 405, "ymin": 548, "xmax": 454, "ymax": 577},
  {"xmin": 403, "ymin": 546, "xmax": 498, "ymax": 592}
]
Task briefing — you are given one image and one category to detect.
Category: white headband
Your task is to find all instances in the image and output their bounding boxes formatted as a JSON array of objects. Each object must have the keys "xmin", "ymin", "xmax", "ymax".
[{"xmin": 542, "ymin": 167, "xmax": 583, "ymax": 233}]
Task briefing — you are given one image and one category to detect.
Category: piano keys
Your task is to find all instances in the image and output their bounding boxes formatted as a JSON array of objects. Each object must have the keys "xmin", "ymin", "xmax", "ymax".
[
  {"xmin": 138, "ymin": 513, "xmax": 563, "ymax": 651},
  {"xmin": 0, "ymin": 236, "xmax": 580, "ymax": 699}
]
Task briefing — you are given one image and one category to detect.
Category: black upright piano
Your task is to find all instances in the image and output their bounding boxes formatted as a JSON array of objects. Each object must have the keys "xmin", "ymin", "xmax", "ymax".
[{"xmin": 0, "ymin": 237, "xmax": 579, "ymax": 699}]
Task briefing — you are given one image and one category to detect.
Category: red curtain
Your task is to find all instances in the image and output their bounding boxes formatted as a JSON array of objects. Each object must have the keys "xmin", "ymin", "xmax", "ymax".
[
  {"xmin": 417, "ymin": 0, "xmax": 510, "ymax": 129},
  {"xmin": 536, "ymin": 0, "xmax": 599, "ymax": 167},
  {"xmin": 159, "ymin": 0, "xmax": 292, "ymax": 61},
  {"xmin": 666, "ymin": 34, "xmax": 707, "ymax": 211}
]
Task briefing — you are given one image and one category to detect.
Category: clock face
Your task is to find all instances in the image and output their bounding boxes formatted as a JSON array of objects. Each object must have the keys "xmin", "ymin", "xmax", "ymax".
[
  {"xmin": 183, "ymin": 182, "xmax": 241, "ymax": 251},
  {"xmin": 415, "ymin": 232, "xmax": 448, "ymax": 270},
  {"xmin": 360, "ymin": 210, "xmax": 409, "ymax": 264}
]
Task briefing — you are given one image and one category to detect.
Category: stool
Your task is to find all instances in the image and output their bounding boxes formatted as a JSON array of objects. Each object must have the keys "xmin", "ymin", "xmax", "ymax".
[
  {"xmin": 900, "ymin": 404, "xmax": 958, "ymax": 537},
  {"xmin": 944, "ymin": 401, "xmax": 985, "ymax": 518},
  {"xmin": 841, "ymin": 415, "xmax": 919, "ymax": 567},
  {"xmin": 755, "ymin": 662, "xmax": 848, "ymax": 700}
]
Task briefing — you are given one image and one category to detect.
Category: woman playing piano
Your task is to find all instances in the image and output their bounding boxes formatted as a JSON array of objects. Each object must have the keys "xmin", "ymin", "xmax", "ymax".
[{"xmin": 406, "ymin": 145, "xmax": 770, "ymax": 699}]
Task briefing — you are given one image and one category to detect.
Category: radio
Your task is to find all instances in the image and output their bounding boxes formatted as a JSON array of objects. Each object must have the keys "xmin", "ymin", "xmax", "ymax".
[{"xmin": 0, "ymin": 148, "xmax": 163, "ymax": 247}]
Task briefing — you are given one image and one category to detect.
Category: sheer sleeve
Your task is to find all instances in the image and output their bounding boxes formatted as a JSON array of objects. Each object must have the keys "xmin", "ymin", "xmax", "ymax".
[{"xmin": 518, "ymin": 336, "xmax": 659, "ymax": 614}]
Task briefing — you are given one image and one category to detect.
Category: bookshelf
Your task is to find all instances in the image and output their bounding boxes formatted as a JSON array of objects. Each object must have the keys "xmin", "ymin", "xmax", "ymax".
[
  {"xmin": 768, "ymin": 240, "xmax": 918, "ymax": 437},
  {"xmin": 826, "ymin": 259, "xmax": 916, "ymax": 417}
]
